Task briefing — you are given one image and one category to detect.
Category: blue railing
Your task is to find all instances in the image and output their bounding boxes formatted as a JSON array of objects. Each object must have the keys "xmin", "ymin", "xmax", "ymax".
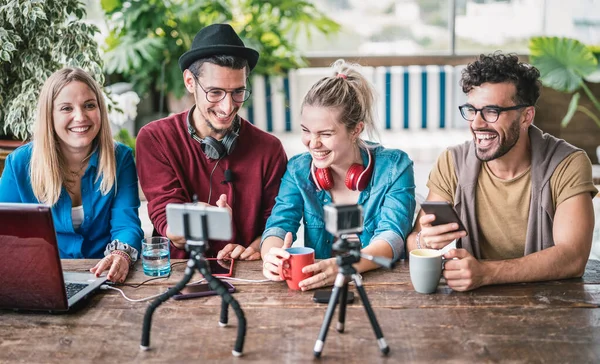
[{"xmin": 238, "ymin": 65, "xmax": 469, "ymax": 133}]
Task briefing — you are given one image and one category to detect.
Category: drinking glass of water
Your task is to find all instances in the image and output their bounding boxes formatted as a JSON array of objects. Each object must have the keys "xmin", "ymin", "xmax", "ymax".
[{"xmin": 141, "ymin": 237, "xmax": 171, "ymax": 277}]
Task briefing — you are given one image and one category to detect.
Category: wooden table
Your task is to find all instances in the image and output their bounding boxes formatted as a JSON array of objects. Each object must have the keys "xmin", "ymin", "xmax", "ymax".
[{"xmin": 2, "ymin": 259, "xmax": 600, "ymax": 363}]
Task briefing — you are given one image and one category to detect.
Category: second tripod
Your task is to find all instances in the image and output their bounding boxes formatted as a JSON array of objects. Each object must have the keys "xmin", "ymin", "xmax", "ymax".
[{"xmin": 313, "ymin": 237, "xmax": 393, "ymax": 358}]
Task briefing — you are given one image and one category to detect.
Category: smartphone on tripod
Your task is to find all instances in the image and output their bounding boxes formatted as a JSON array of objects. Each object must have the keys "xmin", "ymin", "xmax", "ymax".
[{"xmin": 166, "ymin": 203, "xmax": 232, "ymax": 241}]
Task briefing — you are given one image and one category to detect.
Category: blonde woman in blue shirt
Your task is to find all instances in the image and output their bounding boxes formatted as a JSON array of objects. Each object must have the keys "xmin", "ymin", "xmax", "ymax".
[
  {"xmin": 0, "ymin": 68, "xmax": 143, "ymax": 283},
  {"xmin": 261, "ymin": 60, "xmax": 416, "ymax": 291}
]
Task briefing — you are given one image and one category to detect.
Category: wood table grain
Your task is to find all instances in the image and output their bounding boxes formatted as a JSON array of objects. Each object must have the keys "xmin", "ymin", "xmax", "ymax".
[{"xmin": 1, "ymin": 259, "xmax": 599, "ymax": 363}]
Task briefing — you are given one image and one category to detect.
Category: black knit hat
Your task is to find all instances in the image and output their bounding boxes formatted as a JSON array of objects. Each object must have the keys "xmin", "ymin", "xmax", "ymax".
[{"xmin": 178, "ymin": 23, "xmax": 259, "ymax": 72}]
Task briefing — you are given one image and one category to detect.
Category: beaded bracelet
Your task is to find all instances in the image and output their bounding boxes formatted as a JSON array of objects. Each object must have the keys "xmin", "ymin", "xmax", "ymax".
[
  {"xmin": 111, "ymin": 250, "xmax": 133, "ymax": 267},
  {"xmin": 415, "ymin": 231, "xmax": 422, "ymax": 249}
]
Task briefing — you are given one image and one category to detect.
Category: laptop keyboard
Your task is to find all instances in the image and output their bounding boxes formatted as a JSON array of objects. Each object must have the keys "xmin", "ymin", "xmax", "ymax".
[{"xmin": 65, "ymin": 282, "xmax": 89, "ymax": 299}]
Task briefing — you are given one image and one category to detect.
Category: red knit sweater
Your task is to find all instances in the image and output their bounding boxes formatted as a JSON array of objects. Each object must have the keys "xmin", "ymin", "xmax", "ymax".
[{"xmin": 136, "ymin": 110, "xmax": 287, "ymax": 258}]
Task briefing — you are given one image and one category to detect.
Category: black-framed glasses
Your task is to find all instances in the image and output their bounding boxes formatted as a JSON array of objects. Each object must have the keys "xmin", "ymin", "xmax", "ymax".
[
  {"xmin": 192, "ymin": 75, "xmax": 251, "ymax": 103},
  {"xmin": 458, "ymin": 103, "xmax": 530, "ymax": 123}
]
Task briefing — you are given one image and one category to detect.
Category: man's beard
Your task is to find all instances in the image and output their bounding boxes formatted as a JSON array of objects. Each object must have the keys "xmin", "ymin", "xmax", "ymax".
[
  {"xmin": 200, "ymin": 110, "xmax": 239, "ymax": 136},
  {"xmin": 474, "ymin": 117, "xmax": 521, "ymax": 162},
  {"xmin": 205, "ymin": 118, "xmax": 231, "ymax": 135}
]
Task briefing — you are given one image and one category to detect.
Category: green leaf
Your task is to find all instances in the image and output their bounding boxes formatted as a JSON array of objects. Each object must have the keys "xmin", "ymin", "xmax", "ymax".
[
  {"xmin": 529, "ymin": 36, "xmax": 598, "ymax": 93},
  {"xmin": 561, "ymin": 92, "xmax": 580, "ymax": 127},
  {"xmin": 577, "ymin": 105, "xmax": 600, "ymax": 128},
  {"xmin": 101, "ymin": 0, "xmax": 122, "ymax": 13},
  {"xmin": 103, "ymin": 36, "xmax": 164, "ymax": 75}
]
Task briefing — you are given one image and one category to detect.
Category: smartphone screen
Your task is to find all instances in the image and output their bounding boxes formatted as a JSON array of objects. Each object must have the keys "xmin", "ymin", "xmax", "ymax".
[
  {"xmin": 179, "ymin": 283, "xmax": 216, "ymax": 294},
  {"xmin": 172, "ymin": 281, "xmax": 235, "ymax": 300},
  {"xmin": 420, "ymin": 201, "xmax": 468, "ymax": 234},
  {"xmin": 313, "ymin": 290, "xmax": 355, "ymax": 304},
  {"xmin": 207, "ymin": 258, "xmax": 234, "ymax": 277}
]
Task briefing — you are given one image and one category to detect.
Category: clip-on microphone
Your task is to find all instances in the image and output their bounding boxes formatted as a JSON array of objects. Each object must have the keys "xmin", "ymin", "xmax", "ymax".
[
  {"xmin": 140, "ymin": 205, "xmax": 246, "ymax": 357},
  {"xmin": 221, "ymin": 169, "xmax": 234, "ymax": 184}
]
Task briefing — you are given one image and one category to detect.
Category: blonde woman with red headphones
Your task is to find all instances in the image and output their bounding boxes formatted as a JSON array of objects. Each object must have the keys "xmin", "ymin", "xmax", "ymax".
[{"xmin": 260, "ymin": 60, "xmax": 416, "ymax": 291}]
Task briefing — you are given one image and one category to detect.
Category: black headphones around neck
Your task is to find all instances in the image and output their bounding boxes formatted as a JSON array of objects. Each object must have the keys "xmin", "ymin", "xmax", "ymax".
[{"xmin": 186, "ymin": 105, "xmax": 240, "ymax": 159}]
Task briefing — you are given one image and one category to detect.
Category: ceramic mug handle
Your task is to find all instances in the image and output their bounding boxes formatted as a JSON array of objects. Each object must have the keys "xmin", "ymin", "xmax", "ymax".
[{"xmin": 278, "ymin": 257, "xmax": 291, "ymax": 280}]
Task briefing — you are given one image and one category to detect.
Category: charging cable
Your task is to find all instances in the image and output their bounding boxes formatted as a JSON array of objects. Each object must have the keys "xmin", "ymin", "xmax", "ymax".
[
  {"xmin": 101, "ymin": 277, "xmax": 273, "ymax": 302},
  {"xmin": 222, "ymin": 277, "xmax": 271, "ymax": 283},
  {"xmin": 100, "ymin": 284, "xmax": 168, "ymax": 303}
]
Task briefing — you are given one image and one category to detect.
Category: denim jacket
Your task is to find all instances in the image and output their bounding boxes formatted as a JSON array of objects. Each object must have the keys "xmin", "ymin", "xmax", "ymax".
[
  {"xmin": 262, "ymin": 144, "xmax": 415, "ymax": 260},
  {"xmin": 0, "ymin": 142, "xmax": 143, "ymax": 259}
]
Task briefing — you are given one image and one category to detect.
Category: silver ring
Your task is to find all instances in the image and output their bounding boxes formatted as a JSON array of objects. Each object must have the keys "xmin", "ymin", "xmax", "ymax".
[
  {"xmin": 424, "ymin": 240, "xmax": 431, "ymax": 249},
  {"xmin": 322, "ymin": 272, "xmax": 327, "ymax": 281}
]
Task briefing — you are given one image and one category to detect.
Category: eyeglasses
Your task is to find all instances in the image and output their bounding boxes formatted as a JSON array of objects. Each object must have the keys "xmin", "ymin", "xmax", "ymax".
[
  {"xmin": 192, "ymin": 75, "xmax": 251, "ymax": 103},
  {"xmin": 458, "ymin": 104, "xmax": 530, "ymax": 123}
]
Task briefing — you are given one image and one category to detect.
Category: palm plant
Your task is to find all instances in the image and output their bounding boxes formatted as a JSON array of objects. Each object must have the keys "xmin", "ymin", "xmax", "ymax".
[
  {"xmin": 101, "ymin": 0, "xmax": 340, "ymax": 103},
  {"xmin": 529, "ymin": 36, "xmax": 600, "ymax": 128}
]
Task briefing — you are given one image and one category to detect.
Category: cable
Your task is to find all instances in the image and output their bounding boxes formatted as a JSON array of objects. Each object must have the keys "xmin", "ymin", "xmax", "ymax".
[
  {"xmin": 175, "ymin": 277, "xmax": 272, "ymax": 286},
  {"xmin": 221, "ymin": 277, "xmax": 272, "ymax": 283},
  {"xmin": 207, "ymin": 157, "xmax": 223, "ymax": 204},
  {"xmin": 101, "ymin": 284, "xmax": 169, "ymax": 302},
  {"xmin": 102, "ymin": 261, "xmax": 275, "ymax": 302},
  {"xmin": 118, "ymin": 261, "xmax": 188, "ymax": 288}
]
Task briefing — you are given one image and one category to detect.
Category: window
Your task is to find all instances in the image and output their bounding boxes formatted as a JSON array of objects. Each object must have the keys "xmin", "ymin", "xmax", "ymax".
[{"xmin": 300, "ymin": 0, "xmax": 600, "ymax": 56}]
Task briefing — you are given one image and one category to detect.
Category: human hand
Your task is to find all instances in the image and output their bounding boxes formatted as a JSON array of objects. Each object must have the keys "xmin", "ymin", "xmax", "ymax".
[
  {"xmin": 442, "ymin": 248, "xmax": 486, "ymax": 291},
  {"xmin": 418, "ymin": 213, "xmax": 467, "ymax": 250},
  {"xmin": 89, "ymin": 254, "xmax": 130, "ymax": 283},
  {"xmin": 215, "ymin": 194, "xmax": 232, "ymax": 217},
  {"xmin": 297, "ymin": 258, "xmax": 338, "ymax": 291},
  {"xmin": 217, "ymin": 244, "xmax": 261, "ymax": 260},
  {"xmin": 262, "ymin": 232, "xmax": 293, "ymax": 281},
  {"xmin": 166, "ymin": 225, "xmax": 186, "ymax": 249}
]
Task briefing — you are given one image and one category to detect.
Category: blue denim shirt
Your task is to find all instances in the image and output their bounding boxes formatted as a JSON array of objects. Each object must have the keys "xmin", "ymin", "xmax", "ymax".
[
  {"xmin": 262, "ymin": 144, "xmax": 415, "ymax": 260},
  {"xmin": 0, "ymin": 142, "xmax": 143, "ymax": 259}
]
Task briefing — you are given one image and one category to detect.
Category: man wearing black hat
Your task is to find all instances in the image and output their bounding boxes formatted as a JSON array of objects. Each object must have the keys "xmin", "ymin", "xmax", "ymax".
[{"xmin": 136, "ymin": 24, "xmax": 288, "ymax": 260}]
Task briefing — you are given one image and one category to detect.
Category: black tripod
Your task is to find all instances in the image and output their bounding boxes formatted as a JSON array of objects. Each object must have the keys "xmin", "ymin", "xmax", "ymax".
[
  {"xmin": 140, "ymin": 211, "xmax": 246, "ymax": 356},
  {"xmin": 313, "ymin": 236, "xmax": 394, "ymax": 358}
]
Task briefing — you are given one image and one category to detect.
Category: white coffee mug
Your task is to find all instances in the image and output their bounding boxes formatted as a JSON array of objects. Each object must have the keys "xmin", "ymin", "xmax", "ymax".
[{"xmin": 409, "ymin": 249, "xmax": 443, "ymax": 294}]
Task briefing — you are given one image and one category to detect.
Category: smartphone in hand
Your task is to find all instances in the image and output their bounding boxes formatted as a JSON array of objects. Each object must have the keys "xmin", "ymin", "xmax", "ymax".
[
  {"xmin": 420, "ymin": 201, "xmax": 468, "ymax": 235},
  {"xmin": 172, "ymin": 281, "xmax": 235, "ymax": 300}
]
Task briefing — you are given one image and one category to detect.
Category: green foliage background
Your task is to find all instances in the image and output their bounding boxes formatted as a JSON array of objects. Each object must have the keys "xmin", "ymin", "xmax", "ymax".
[
  {"xmin": 0, "ymin": 0, "xmax": 105, "ymax": 140},
  {"xmin": 101, "ymin": 0, "xmax": 340, "ymax": 100},
  {"xmin": 529, "ymin": 36, "xmax": 600, "ymax": 128}
]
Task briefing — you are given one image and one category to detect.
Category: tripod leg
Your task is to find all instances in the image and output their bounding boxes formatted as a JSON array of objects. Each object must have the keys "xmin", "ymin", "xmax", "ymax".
[
  {"xmin": 313, "ymin": 273, "xmax": 345, "ymax": 358},
  {"xmin": 352, "ymin": 273, "xmax": 390, "ymax": 355},
  {"xmin": 337, "ymin": 282, "xmax": 349, "ymax": 333},
  {"xmin": 140, "ymin": 259, "xmax": 194, "ymax": 351},
  {"xmin": 198, "ymin": 262, "xmax": 246, "ymax": 357},
  {"xmin": 219, "ymin": 298, "xmax": 229, "ymax": 327}
]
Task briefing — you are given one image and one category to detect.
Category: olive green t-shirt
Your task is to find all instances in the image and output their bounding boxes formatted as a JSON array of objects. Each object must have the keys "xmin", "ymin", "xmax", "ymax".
[{"xmin": 427, "ymin": 150, "xmax": 597, "ymax": 260}]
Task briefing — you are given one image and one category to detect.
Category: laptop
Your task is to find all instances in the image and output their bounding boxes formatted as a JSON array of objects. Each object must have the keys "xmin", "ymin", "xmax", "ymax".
[{"xmin": 0, "ymin": 203, "xmax": 107, "ymax": 312}]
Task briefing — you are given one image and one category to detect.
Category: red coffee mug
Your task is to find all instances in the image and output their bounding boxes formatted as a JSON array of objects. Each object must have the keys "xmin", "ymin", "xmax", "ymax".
[{"xmin": 278, "ymin": 247, "xmax": 315, "ymax": 290}]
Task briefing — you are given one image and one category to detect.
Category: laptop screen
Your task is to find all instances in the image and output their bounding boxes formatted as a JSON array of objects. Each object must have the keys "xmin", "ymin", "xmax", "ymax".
[{"xmin": 0, "ymin": 203, "xmax": 69, "ymax": 310}]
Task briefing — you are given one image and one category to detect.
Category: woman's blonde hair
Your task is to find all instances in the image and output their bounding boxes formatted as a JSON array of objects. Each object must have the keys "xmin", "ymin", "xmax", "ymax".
[
  {"xmin": 30, "ymin": 67, "xmax": 116, "ymax": 205},
  {"xmin": 301, "ymin": 59, "xmax": 380, "ymax": 142}
]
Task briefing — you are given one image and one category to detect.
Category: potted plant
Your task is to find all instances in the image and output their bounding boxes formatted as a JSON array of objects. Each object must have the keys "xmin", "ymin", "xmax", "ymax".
[
  {"xmin": 101, "ymin": 0, "xmax": 340, "ymax": 113},
  {"xmin": 0, "ymin": 0, "xmax": 105, "ymax": 174},
  {"xmin": 529, "ymin": 36, "xmax": 600, "ymax": 128},
  {"xmin": 529, "ymin": 36, "xmax": 600, "ymax": 163}
]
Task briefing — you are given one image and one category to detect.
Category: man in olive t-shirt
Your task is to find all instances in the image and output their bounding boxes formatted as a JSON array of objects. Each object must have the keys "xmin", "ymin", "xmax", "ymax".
[{"xmin": 407, "ymin": 53, "xmax": 597, "ymax": 291}]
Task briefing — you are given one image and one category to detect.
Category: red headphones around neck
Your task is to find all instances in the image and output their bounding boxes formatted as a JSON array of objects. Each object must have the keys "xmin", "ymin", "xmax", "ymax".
[{"xmin": 311, "ymin": 148, "xmax": 373, "ymax": 191}]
